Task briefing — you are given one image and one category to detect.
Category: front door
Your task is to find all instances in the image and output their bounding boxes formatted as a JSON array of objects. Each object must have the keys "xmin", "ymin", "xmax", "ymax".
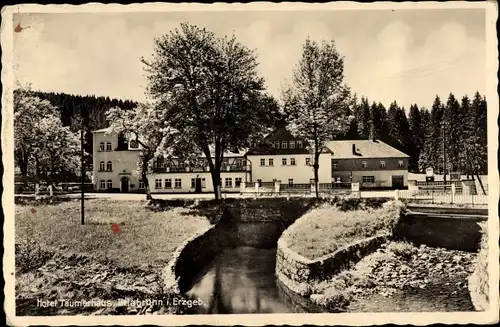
[
  {"xmin": 195, "ymin": 178, "xmax": 202, "ymax": 193},
  {"xmin": 121, "ymin": 177, "xmax": 129, "ymax": 193},
  {"xmin": 392, "ymin": 175, "xmax": 404, "ymax": 189}
]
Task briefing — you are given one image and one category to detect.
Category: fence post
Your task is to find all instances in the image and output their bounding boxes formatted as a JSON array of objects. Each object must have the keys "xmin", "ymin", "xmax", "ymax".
[
  {"xmin": 274, "ymin": 180, "xmax": 280, "ymax": 194},
  {"xmin": 394, "ymin": 189, "xmax": 399, "ymax": 201},
  {"xmin": 240, "ymin": 181, "xmax": 246, "ymax": 194},
  {"xmin": 48, "ymin": 185, "xmax": 53, "ymax": 197},
  {"xmin": 451, "ymin": 183, "xmax": 455, "ymax": 204},
  {"xmin": 432, "ymin": 190, "xmax": 434, "ymax": 204}
]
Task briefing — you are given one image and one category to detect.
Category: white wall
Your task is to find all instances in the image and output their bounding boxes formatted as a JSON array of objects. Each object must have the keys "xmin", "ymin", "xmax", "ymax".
[
  {"xmin": 148, "ymin": 171, "xmax": 251, "ymax": 193},
  {"xmin": 247, "ymin": 154, "xmax": 331, "ymax": 184},
  {"xmin": 93, "ymin": 132, "xmax": 141, "ymax": 191}
]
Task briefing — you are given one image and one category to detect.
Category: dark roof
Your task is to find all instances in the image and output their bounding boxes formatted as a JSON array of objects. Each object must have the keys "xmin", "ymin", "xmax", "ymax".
[{"xmin": 326, "ymin": 139, "xmax": 410, "ymax": 159}]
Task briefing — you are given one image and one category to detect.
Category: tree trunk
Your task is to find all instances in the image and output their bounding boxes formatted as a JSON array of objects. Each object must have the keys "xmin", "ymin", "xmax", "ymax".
[
  {"xmin": 141, "ymin": 159, "xmax": 153, "ymax": 200},
  {"xmin": 475, "ymin": 171, "xmax": 487, "ymax": 195},
  {"xmin": 313, "ymin": 151, "xmax": 320, "ymax": 199},
  {"xmin": 211, "ymin": 169, "xmax": 221, "ymax": 200}
]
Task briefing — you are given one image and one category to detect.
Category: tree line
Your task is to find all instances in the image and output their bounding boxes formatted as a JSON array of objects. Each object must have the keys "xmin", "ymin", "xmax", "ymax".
[
  {"xmin": 346, "ymin": 92, "xmax": 488, "ymax": 177},
  {"xmin": 14, "ymin": 88, "xmax": 137, "ymax": 182},
  {"xmin": 14, "ymin": 22, "xmax": 488, "ymax": 199}
]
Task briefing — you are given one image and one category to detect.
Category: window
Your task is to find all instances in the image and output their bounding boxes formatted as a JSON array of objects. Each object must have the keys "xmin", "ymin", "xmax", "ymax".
[
  {"xmin": 106, "ymin": 161, "xmax": 113, "ymax": 171},
  {"xmin": 398, "ymin": 160, "xmax": 404, "ymax": 168},
  {"xmin": 288, "ymin": 178, "xmax": 294, "ymax": 186},
  {"xmin": 155, "ymin": 179, "xmax": 162, "ymax": 189},
  {"xmin": 333, "ymin": 161, "xmax": 338, "ymax": 169},
  {"xmin": 99, "ymin": 161, "xmax": 105, "ymax": 171},
  {"xmin": 99, "ymin": 180, "xmax": 105, "ymax": 189},
  {"xmin": 139, "ymin": 181, "xmax": 145, "ymax": 189},
  {"xmin": 106, "ymin": 142, "xmax": 112, "ymax": 151},
  {"xmin": 289, "ymin": 141, "xmax": 296, "ymax": 149},
  {"xmin": 106, "ymin": 180, "xmax": 112, "ymax": 189},
  {"xmin": 130, "ymin": 140, "xmax": 139, "ymax": 148},
  {"xmin": 260, "ymin": 158, "xmax": 266, "ymax": 166},
  {"xmin": 269, "ymin": 158, "xmax": 274, "ymax": 166},
  {"xmin": 362, "ymin": 161, "xmax": 368, "ymax": 169},
  {"xmin": 274, "ymin": 141, "xmax": 280, "ymax": 149},
  {"xmin": 282, "ymin": 158, "xmax": 287, "ymax": 166},
  {"xmin": 191, "ymin": 178, "xmax": 196, "ymax": 189},
  {"xmin": 235, "ymin": 177, "xmax": 242, "ymax": 187},
  {"xmin": 225, "ymin": 178, "xmax": 233, "ymax": 188},
  {"xmin": 99, "ymin": 142, "xmax": 105, "ymax": 151},
  {"xmin": 282, "ymin": 141, "xmax": 288, "ymax": 149},
  {"xmin": 164, "ymin": 179, "xmax": 172, "ymax": 188},
  {"xmin": 362, "ymin": 176, "xmax": 375, "ymax": 183},
  {"xmin": 174, "ymin": 178, "xmax": 182, "ymax": 188},
  {"xmin": 380, "ymin": 161, "xmax": 386, "ymax": 168},
  {"xmin": 306, "ymin": 158, "xmax": 311, "ymax": 166},
  {"xmin": 297, "ymin": 140, "xmax": 303, "ymax": 148},
  {"xmin": 290, "ymin": 158, "xmax": 296, "ymax": 166}
]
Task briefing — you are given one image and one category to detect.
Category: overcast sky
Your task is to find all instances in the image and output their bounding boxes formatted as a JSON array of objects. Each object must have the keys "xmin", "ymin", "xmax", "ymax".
[{"xmin": 13, "ymin": 8, "xmax": 486, "ymax": 109}]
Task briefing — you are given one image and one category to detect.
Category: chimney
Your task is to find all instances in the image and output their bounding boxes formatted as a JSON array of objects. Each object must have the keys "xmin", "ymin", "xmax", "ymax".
[{"xmin": 352, "ymin": 144, "xmax": 356, "ymax": 155}]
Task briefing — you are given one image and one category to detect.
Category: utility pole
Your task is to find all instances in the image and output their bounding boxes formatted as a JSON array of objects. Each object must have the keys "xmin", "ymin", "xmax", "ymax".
[
  {"xmin": 80, "ymin": 103, "xmax": 85, "ymax": 225},
  {"xmin": 442, "ymin": 123, "xmax": 446, "ymax": 183}
]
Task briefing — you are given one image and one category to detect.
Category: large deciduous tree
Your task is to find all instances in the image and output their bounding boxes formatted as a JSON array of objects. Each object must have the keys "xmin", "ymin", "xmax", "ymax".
[
  {"xmin": 141, "ymin": 23, "xmax": 276, "ymax": 199},
  {"xmin": 107, "ymin": 103, "xmax": 180, "ymax": 200},
  {"xmin": 282, "ymin": 37, "xmax": 353, "ymax": 198},
  {"xmin": 14, "ymin": 87, "xmax": 82, "ymax": 183}
]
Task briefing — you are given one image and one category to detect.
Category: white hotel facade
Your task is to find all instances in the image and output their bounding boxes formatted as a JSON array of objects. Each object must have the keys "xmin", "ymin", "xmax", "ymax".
[{"xmin": 92, "ymin": 127, "xmax": 409, "ymax": 193}]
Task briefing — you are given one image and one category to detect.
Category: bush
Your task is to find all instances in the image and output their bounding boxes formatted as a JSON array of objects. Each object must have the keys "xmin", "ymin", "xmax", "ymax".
[
  {"xmin": 387, "ymin": 241, "xmax": 415, "ymax": 261},
  {"xmin": 15, "ymin": 241, "xmax": 54, "ymax": 273}
]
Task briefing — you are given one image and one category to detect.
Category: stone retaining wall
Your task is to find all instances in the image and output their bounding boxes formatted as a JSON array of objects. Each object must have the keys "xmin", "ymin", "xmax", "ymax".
[
  {"xmin": 393, "ymin": 214, "xmax": 487, "ymax": 252},
  {"xmin": 162, "ymin": 225, "xmax": 224, "ymax": 295},
  {"xmin": 276, "ymin": 234, "xmax": 389, "ymax": 297}
]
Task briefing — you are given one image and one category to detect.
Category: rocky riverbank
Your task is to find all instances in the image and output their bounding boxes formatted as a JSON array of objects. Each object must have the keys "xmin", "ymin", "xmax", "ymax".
[{"xmin": 309, "ymin": 241, "xmax": 477, "ymax": 312}]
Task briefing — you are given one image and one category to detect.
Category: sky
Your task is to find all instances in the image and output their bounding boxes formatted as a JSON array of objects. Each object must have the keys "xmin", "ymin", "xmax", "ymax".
[{"xmin": 13, "ymin": 8, "xmax": 487, "ymax": 109}]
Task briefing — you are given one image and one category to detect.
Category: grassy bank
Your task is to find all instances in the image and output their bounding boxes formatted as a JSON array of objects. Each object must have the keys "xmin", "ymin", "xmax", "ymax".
[
  {"xmin": 281, "ymin": 200, "xmax": 405, "ymax": 260},
  {"xmin": 16, "ymin": 199, "xmax": 210, "ymax": 268},
  {"xmin": 15, "ymin": 199, "xmax": 211, "ymax": 315},
  {"xmin": 468, "ymin": 223, "xmax": 489, "ymax": 310}
]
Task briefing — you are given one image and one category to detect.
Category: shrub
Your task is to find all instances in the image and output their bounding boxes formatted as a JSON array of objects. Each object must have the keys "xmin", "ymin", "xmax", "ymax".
[
  {"xmin": 387, "ymin": 241, "xmax": 415, "ymax": 261},
  {"xmin": 15, "ymin": 241, "xmax": 54, "ymax": 273}
]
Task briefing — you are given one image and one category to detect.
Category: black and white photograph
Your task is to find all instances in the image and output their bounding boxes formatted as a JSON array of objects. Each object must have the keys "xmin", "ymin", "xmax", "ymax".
[{"xmin": 2, "ymin": 2, "xmax": 499, "ymax": 326}]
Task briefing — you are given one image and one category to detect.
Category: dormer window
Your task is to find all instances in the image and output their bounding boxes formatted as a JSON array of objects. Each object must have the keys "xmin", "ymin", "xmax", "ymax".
[
  {"xmin": 289, "ymin": 141, "xmax": 296, "ymax": 149},
  {"xmin": 362, "ymin": 161, "xmax": 368, "ymax": 169},
  {"xmin": 380, "ymin": 161, "xmax": 386, "ymax": 168},
  {"xmin": 297, "ymin": 140, "xmax": 303, "ymax": 148},
  {"xmin": 274, "ymin": 141, "xmax": 280, "ymax": 149},
  {"xmin": 282, "ymin": 141, "xmax": 288, "ymax": 149},
  {"xmin": 130, "ymin": 140, "xmax": 139, "ymax": 149}
]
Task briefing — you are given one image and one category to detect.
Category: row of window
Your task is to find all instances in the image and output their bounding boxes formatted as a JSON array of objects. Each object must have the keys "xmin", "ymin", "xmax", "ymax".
[
  {"xmin": 272, "ymin": 140, "xmax": 303, "ymax": 149},
  {"xmin": 258, "ymin": 158, "xmax": 405, "ymax": 169},
  {"xmin": 154, "ymin": 177, "xmax": 243, "ymax": 189},
  {"xmin": 260, "ymin": 158, "xmax": 299, "ymax": 166},
  {"xmin": 99, "ymin": 140, "xmax": 139, "ymax": 151},
  {"xmin": 99, "ymin": 161, "xmax": 113, "ymax": 172},
  {"xmin": 99, "ymin": 180, "xmax": 145, "ymax": 189}
]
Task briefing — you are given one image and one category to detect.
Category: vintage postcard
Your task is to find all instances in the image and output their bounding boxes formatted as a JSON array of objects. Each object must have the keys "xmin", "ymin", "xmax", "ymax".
[{"xmin": 2, "ymin": 1, "xmax": 499, "ymax": 326}]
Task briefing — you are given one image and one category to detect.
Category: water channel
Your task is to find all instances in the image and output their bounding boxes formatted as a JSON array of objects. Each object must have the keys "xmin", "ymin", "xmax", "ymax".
[{"xmin": 181, "ymin": 219, "xmax": 476, "ymax": 314}]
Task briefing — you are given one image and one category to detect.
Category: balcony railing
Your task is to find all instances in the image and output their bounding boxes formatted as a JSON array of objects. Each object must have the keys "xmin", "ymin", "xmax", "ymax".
[{"xmin": 152, "ymin": 164, "xmax": 251, "ymax": 173}]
